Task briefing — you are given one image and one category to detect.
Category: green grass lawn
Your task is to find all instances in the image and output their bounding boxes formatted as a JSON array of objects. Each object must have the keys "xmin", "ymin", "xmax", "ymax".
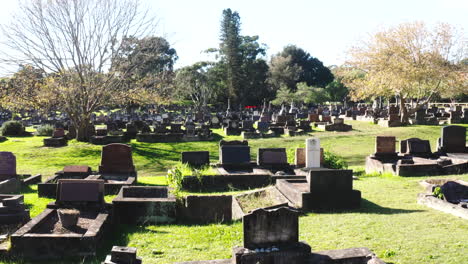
[{"xmin": 1, "ymin": 121, "xmax": 467, "ymax": 264}]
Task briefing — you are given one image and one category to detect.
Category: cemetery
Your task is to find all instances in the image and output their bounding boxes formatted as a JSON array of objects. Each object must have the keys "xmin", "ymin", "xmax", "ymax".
[{"xmin": 0, "ymin": 1, "xmax": 466, "ymax": 263}]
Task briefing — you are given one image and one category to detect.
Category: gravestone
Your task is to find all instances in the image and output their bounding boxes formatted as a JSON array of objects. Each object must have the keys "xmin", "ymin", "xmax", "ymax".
[
  {"xmin": 307, "ymin": 169, "xmax": 353, "ymax": 193},
  {"xmin": 181, "ymin": 151, "xmax": 210, "ymax": 167},
  {"xmin": 438, "ymin": 126, "xmax": 467, "ymax": 153},
  {"xmin": 95, "ymin": 128, "xmax": 108, "ymax": 136},
  {"xmin": 295, "ymin": 148, "xmax": 305, "ymax": 167},
  {"xmin": 257, "ymin": 148, "xmax": 288, "ymax": 167},
  {"xmin": 63, "ymin": 165, "xmax": 92, "ymax": 178},
  {"xmin": 0, "ymin": 152, "xmax": 16, "ymax": 180},
  {"xmin": 99, "ymin": 144, "xmax": 135, "ymax": 174},
  {"xmin": 308, "ymin": 113, "xmax": 320, "ymax": 122},
  {"xmin": 256, "ymin": 122, "xmax": 269, "ymax": 133},
  {"xmin": 321, "ymin": 115, "xmax": 331, "ymax": 123},
  {"xmin": 52, "ymin": 128, "xmax": 65, "ymax": 138},
  {"xmin": 375, "ymin": 136, "xmax": 396, "ymax": 155},
  {"xmin": 219, "ymin": 140, "xmax": 251, "ymax": 166},
  {"xmin": 57, "ymin": 179, "xmax": 104, "ymax": 204},
  {"xmin": 243, "ymin": 206, "xmax": 299, "ymax": 249},
  {"xmin": 306, "ymin": 138, "xmax": 320, "ymax": 168},
  {"xmin": 400, "ymin": 138, "xmax": 431, "ymax": 156},
  {"xmin": 440, "ymin": 181, "xmax": 468, "ymax": 203}
]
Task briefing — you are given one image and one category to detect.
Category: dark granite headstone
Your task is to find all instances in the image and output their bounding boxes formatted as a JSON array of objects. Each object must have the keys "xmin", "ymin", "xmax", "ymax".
[
  {"xmin": 0, "ymin": 152, "xmax": 16, "ymax": 180},
  {"xmin": 181, "ymin": 151, "xmax": 210, "ymax": 167},
  {"xmin": 219, "ymin": 141, "xmax": 250, "ymax": 165},
  {"xmin": 307, "ymin": 169, "xmax": 353, "ymax": 193},
  {"xmin": 407, "ymin": 139, "xmax": 431, "ymax": 155},
  {"xmin": 57, "ymin": 179, "xmax": 104, "ymax": 203},
  {"xmin": 439, "ymin": 125, "xmax": 466, "ymax": 153},
  {"xmin": 99, "ymin": 143, "xmax": 135, "ymax": 174},
  {"xmin": 441, "ymin": 181, "xmax": 468, "ymax": 203},
  {"xmin": 256, "ymin": 122, "xmax": 269, "ymax": 133},
  {"xmin": 243, "ymin": 206, "xmax": 299, "ymax": 249},
  {"xmin": 257, "ymin": 148, "xmax": 288, "ymax": 166},
  {"xmin": 52, "ymin": 128, "xmax": 65, "ymax": 138}
]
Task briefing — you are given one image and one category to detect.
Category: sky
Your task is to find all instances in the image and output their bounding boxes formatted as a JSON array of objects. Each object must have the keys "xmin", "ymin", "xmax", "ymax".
[{"xmin": 0, "ymin": 0, "xmax": 466, "ymax": 75}]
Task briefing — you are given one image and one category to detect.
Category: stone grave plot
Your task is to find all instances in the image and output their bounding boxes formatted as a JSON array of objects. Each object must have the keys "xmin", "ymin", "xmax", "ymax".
[
  {"xmin": 38, "ymin": 165, "xmax": 94, "ymax": 197},
  {"xmin": 90, "ymin": 125, "xmax": 129, "ymax": 145},
  {"xmin": 10, "ymin": 179, "xmax": 111, "ymax": 260},
  {"xmin": 0, "ymin": 194, "xmax": 30, "ymax": 253},
  {"xmin": 176, "ymin": 205, "xmax": 385, "ymax": 264},
  {"xmin": 103, "ymin": 246, "xmax": 143, "ymax": 264},
  {"xmin": 0, "ymin": 152, "xmax": 41, "ymax": 193},
  {"xmin": 316, "ymin": 117, "xmax": 352, "ymax": 132},
  {"xmin": 276, "ymin": 168, "xmax": 361, "ymax": 211},
  {"xmin": 181, "ymin": 151, "xmax": 210, "ymax": 167},
  {"xmin": 231, "ymin": 187, "xmax": 291, "ymax": 219},
  {"xmin": 180, "ymin": 141, "xmax": 303, "ymax": 192},
  {"xmin": 366, "ymin": 130, "xmax": 468, "ymax": 176},
  {"xmin": 43, "ymin": 127, "xmax": 68, "ymax": 147},
  {"xmin": 417, "ymin": 178, "xmax": 468, "ymax": 220},
  {"xmin": 112, "ymin": 186, "xmax": 176, "ymax": 224}
]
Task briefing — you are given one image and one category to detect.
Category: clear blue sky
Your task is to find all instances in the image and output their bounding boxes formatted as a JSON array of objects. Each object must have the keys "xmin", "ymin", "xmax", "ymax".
[{"xmin": 0, "ymin": 0, "xmax": 466, "ymax": 74}]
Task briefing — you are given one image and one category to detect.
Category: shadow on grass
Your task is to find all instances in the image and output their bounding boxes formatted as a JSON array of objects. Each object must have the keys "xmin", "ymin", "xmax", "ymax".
[{"xmin": 359, "ymin": 198, "xmax": 423, "ymax": 214}]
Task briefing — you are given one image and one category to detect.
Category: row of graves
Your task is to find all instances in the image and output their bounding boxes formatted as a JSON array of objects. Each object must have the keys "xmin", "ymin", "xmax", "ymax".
[
  {"xmin": 0, "ymin": 138, "xmax": 383, "ymax": 262},
  {"xmin": 365, "ymin": 125, "xmax": 468, "ymax": 176},
  {"xmin": 343, "ymin": 104, "xmax": 468, "ymax": 127}
]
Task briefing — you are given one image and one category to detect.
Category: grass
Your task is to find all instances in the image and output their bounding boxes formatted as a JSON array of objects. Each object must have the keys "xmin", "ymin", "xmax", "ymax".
[{"xmin": 0, "ymin": 121, "xmax": 467, "ymax": 263}]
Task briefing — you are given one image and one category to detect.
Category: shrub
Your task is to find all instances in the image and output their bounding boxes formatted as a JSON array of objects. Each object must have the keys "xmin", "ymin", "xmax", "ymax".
[
  {"xmin": 323, "ymin": 150, "xmax": 348, "ymax": 169},
  {"xmin": 36, "ymin": 124, "xmax": 55, "ymax": 136},
  {"xmin": 0, "ymin": 121, "xmax": 25, "ymax": 136}
]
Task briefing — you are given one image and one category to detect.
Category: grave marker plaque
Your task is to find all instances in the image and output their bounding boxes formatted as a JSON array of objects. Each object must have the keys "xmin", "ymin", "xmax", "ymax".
[
  {"xmin": 375, "ymin": 136, "xmax": 396, "ymax": 154},
  {"xmin": 57, "ymin": 179, "xmax": 104, "ymax": 203},
  {"xmin": 439, "ymin": 126, "xmax": 466, "ymax": 153}
]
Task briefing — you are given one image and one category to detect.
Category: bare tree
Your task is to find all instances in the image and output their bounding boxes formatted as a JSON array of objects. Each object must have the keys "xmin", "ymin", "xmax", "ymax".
[{"xmin": 0, "ymin": 0, "xmax": 158, "ymax": 141}]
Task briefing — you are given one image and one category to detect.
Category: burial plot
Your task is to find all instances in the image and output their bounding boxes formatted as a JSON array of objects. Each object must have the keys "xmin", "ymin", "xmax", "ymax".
[
  {"xmin": 112, "ymin": 186, "xmax": 176, "ymax": 224},
  {"xmin": 0, "ymin": 194, "xmax": 30, "ymax": 225},
  {"xmin": 418, "ymin": 179, "xmax": 468, "ymax": 219},
  {"xmin": 43, "ymin": 128, "xmax": 68, "ymax": 147},
  {"xmin": 103, "ymin": 246, "xmax": 143, "ymax": 264},
  {"xmin": 176, "ymin": 205, "xmax": 385, "ymax": 264},
  {"xmin": 11, "ymin": 179, "xmax": 110, "ymax": 259}
]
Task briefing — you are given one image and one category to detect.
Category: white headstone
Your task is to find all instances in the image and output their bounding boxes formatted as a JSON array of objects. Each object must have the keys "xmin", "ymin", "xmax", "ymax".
[{"xmin": 306, "ymin": 138, "xmax": 320, "ymax": 168}]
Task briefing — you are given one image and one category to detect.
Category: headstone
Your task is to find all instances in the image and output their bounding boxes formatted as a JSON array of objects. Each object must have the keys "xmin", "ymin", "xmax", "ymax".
[
  {"xmin": 308, "ymin": 113, "xmax": 320, "ymax": 122},
  {"xmin": 257, "ymin": 148, "xmax": 288, "ymax": 166},
  {"xmin": 401, "ymin": 138, "xmax": 431, "ymax": 155},
  {"xmin": 99, "ymin": 144, "xmax": 135, "ymax": 174},
  {"xmin": 53, "ymin": 128, "xmax": 65, "ymax": 138},
  {"xmin": 307, "ymin": 169, "xmax": 353, "ymax": 193},
  {"xmin": 439, "ymin": 126, "xmax": 466, "ymax": 153},
  {"xmin": 57, "ymin": 179, "xmax": 104, "ymax": 203},
  {"xmin": 295, "ymin": 148, "xmax": 305, "ymax": 167},
  {"xmin": 306, "ymin": 138, "xmax": 320, "ymax": 168},
  {"xmin": 0, "ymin": 152, "xmax": 16, "ymax": 180},
  {"xmin": 375, "ymin": 136, "xmax": 396, "ymax": 154},
  {"xmin": 440, "ymin": 181, "xmax": 468, "ymax": 203},
  {"xmin": 219, "ymin": 140, "xmax": 251, "ymax": 166},
  {"xmin": 333, "ymin": 118, "xmax": 344, "ymax": 124},
  {"xmin": 243, "ymin": 206, "xmax": 299, "ymax": 249},
  {"xmin": 181, "ymin": 151, "xmax": 210, "ymax": 167},
  {"xmin": 256, "ymin": 122, "xmax": 269, "ymax": 133}
]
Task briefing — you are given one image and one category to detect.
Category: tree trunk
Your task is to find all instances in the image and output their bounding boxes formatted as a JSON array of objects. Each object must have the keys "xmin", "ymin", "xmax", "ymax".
[
  {"xmin": 400, "ymin": 97, "xmax": 409, "ymax": 124},
  {"xmin": 73, "ymin": 116, "xmax": 91, "ymax": 142}
]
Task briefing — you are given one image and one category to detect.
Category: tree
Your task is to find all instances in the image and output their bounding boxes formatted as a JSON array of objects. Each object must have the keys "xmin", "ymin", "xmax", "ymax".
[
  {"xmin": 111, "ymin": 36, "xmax": 178, "ymax": 101},
  {"xmin": 0, "ymin": 0, "xmax": 159, "ymax": 141},
  {"xmin": 219, "ymin": 8, "xmax": 243, "ymax": 104},
  {"xmin": 174, "ymin": 62, "xmax": 215, "ymax": 110},
  {"xmin": 340, "ymin": 22, "xmax": 467, "ymax": 123},
  {"xmin": 269, "ymin": 45, "xmax": 334, "ymax": 92},
  {"xmin": 216, "ymin": 9, "xmax": 270, "ymax": 106}
]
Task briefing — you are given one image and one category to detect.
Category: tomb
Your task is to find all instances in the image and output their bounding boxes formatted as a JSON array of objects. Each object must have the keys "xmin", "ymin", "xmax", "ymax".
[
  {"xmin": 316, "ymin": 117, "xmax": 352, "ymax": 132},
  {"xmin": 176, "ymin": 206, "xmax": 384, "ymax": 264},
  {"xmin": 103, "ymin": 246, "xmax": 143, "ymax": 264},
  {"xmin": 366, "ymin": 129, "xmax": 468, "ymax": 176},
  {"xmin": 219, "ymin": 140, "xmax": 252, "ymax": 170},
  {"xmin": 112, "ymin": 186, "xmax": 176, "ymax": 224},
  {"xmin": 0, "ymin": 152, "xmax": 41, "ymax": 193},
  {"xmin": 11, "ymin": 179, "xmax": 110, "ymax": 259},
  {"xmin": 43, "ymin": 128, "xmax": 68, "ymax": 147},
  {"xmin": 417, "ymin": 179, "xmax": 468, "ymax": 219}
]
